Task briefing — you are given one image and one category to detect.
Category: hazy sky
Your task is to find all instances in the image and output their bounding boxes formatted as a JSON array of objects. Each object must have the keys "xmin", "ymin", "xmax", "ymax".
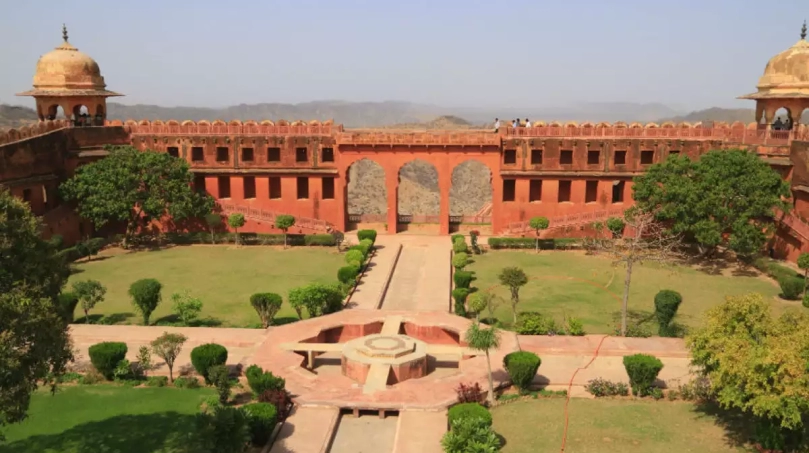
[{"xmin": 0, "ymin": 0, "xmax": 805, "ymax": 111}]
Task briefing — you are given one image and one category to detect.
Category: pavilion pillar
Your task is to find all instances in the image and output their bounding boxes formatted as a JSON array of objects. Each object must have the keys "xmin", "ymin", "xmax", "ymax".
[
  {"xmin": 439, "ymin": 177, "xmax": 450, "ymax": 235},
  {"xmin": 386, "ymin": 172, "xmax": 398, "ymax": 235}
]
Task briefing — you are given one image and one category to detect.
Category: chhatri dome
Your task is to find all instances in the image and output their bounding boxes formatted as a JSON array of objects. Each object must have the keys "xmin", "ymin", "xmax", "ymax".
[{"xmin": 741, "ymin": 21, "xmax": 809, "ymax": 100}]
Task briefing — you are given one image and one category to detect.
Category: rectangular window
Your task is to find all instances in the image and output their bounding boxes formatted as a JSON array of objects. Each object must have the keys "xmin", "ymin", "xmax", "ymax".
[
  {"xmin": 296, "ymin": 147, "xmax": 308, "ymax": 163},
  {"xmin": 641, "ymin": 150, "xmax": 654, "ymax": 164},
  {"xmin": 267, "ymin": 147, "xmax": 281, "ymax": 162},
  {"xmin": 504, "ymin": 149, "xmax": 517, "ymax": 165},
  {"xmin": 192, "ymin": 147, "xmax": 204, "ymax": 162},
  {"xmin": 194, "ymin": 175, "xmax": 206, "ymax": 193},
  {"xmin": 529, "ymin": 180, "xmax": 542, "ymax": 202},
  {"xmin": 587, "ymin": 150, "xmax": 600, "ymax": 165},
  {"xmin": 22, "ymin": 188, "xmax": 31, "ymax": 203},
  {"xmin": 585, "ymin": 180, "xmax": 598, "ymax": 203},
  {"xmin": 502, "ymin": 179, "xmax": 516, "ymax": 202},
  {"xmin": 269, "ymin": 177, "xmax": 282, "ymax": 199},
  {"xmin": 297, "ymin": 177, "xmax": 309, "ymax": 199},
  {"xmin": 614, "ymin": 150, "xmax": 627, "ymax": 165},
  {"xmin": 530, "ymin": 149, "xmax": 543, "ymax": 165},
  {"xmin": 322, "ymin": 177, "xmax": 335, "ymax": 199},
  {"xmin": 167, "ymin": 146, "xmax": 179, "ymax": 158},
  {"xmin": 216, "ymin": 147, "xmax": 229, "ymax": 162},
  {"xmin": 612, "ymin": 181, "xmax": 625, "ymax": 203},
  {"xmin": 558, "ymin": 180, "xmax": 572, "ymax": 202},
  {"xmin": 321, "ymin": 147, "xmax": 334, "ymax": 163},
  {"xmin": 218, "ymin": 176, "xmax": 231, "ymax": 198},
  {"xmin": 243, "ymin": 176, "xmax": 256, "ymax": 199},
  {"xmin": 560, "ymin": 150, "xmax": 573, "ymax": 165},
  {"xmin": 241, "ymin": 147, "xmax": 254, "ymax": 162}
]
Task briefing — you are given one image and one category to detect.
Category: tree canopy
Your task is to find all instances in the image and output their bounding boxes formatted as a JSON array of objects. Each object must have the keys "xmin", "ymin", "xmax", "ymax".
[
  {"xmin": 632, "ymin": 149, "xmax": 791, "ymax": 258},
  {"xmin": 60, "ymin": 145, "xmax": 214, "ymax": 245}
]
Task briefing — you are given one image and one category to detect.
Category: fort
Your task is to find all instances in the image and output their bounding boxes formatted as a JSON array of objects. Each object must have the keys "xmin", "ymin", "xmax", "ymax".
[{"xmin": 4, "ymin": 25, "xmax": 809, "ymax": 261}]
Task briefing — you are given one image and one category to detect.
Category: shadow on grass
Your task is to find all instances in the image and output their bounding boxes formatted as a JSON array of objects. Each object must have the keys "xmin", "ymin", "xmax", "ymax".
[
  {"xmin": 273, "ymin": 317, "xmax": 300, "ymax": 326},
  {"xmin": 694, "ymin": 401, "xmax": 809, "ymax": 452},
  {"xmin": 73, "ymin": 312, "xmax": 136, "ymax": 325},
  {"xmin": 0, "ymin": 412, "xmax": 198, "ymax": 453}
]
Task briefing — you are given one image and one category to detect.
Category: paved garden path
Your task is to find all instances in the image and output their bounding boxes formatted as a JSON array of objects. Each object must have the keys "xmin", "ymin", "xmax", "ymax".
[
  {"xmin": 380, "ymin": 237, "xmax": 451, "ymax": 312},
  {"xmin": 270, "ymin": 406, "xmax": 339, "ymax": 453},
  {"xmin": 346, "ymin": 237, "xmax": 402, "ymax": 310},
  {"xmin": 392, "ymin": 410, "xmax": 446, "ymax": 453},
  {"xmin": 330, "ymin": 413, "xmax": 398, "ymax": 453}
]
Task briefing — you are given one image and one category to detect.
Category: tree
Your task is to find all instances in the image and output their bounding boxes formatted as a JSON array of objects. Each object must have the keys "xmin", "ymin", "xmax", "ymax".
[
  {"xmin": 204, "ymin": 213, "xmax": 223, "ymax": 244},
  {"xmin": 171, "ymin": 291, "xmax": 203, "ymax": 326},
  {"xmin": 797, "ymin": 252, "xmax": 809, "ymax": 300},
  {"xmin": 687, "ymin": 293, "xmax": 809, "ymax": 450},
  {"xmin": 72, "ymin": 280, "xmax": 106, "ymax": 323},
  {"xmin": 150, "ymin": 332, "xmax": 188, "ymax": 383},
  {"xmin": 593, "ymin": 209, "xmax": 682, "ymax": 336},
  {"xmin": 498, "ymin": 267, "xmax": 528, "ymax": 324},
  {"xmin": 632, "ymin": 149, "xmax": 791, "ymax": 258},
  {"xmin": 227, "ymin": 213, "xmax": 245, "ymax": 245},
  {"xmin": 0, "ymin": 190, "xmax": 72, "ymax": 435},
  {"xmin": 529, "ymin": 217, "xmax": 549, "ymax": 253},
  {"xmin": 60, "ymin": 145, "xmax": 214, "ymax": 248},
  {"xmin": 465, "ymin": 323, "xmax": 501, "ymax": 406},
  {"xmin": 250, "ymin": 293, "xmax": 283, "ymax": 328},
  {"xmin": 275, "ymin": 215, "xmax": 296, "ymax": 249},
  {"xmin": 129, "ymin": 278, "xmax": 162, "ymax": 325},
  {"xmin": 467, "ymin": 291, "xmax": 499, "ymax": 323},
  {"xmin": 606, "ymin": 217, "xmax": 626, "ymax": 238},
  {"xmin": 136, "ymin": 346, "xmax": 152, "ymax": 377},
  {"xmin": 288, "ymin": 283, "xmax": 343, "ymax": 319}
]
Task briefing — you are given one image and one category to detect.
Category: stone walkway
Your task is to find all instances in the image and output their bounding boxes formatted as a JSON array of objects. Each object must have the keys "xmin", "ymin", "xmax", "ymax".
[
  {"xmin": 381, "ymin": 237, "xmax": 451, "ymax": 311},
  {"xmin": 346, "ymin": 239, "xmax": 402, "ymax": 310},
  {"xmin": 330, "ymin": 413, "xmax": 398, "ymax": 453},
  {"xmin": 269, "ymin": 406, "xmax": 339, "ymax": 453},
  {"xmin": 392, "ymin": 411, "xmax": 446, "ymax": 453}
]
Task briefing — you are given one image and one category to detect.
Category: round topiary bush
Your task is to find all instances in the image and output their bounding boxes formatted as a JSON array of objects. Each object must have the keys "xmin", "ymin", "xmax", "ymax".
[
  {"xmin": 242, "ymin": 402, "xmax": 278, "ymax": 446},
  {"xmin": 190, "ymin": 343, "xmax": 228, "ymax": 384},
  {"xmin": 503, "ymin": 351, "xmax": 542, "ymax": 392},
  {"xmin": 653, "ymin": 290, "xmax": 683, "ymax": 335},
  {"xmin": 345, "ymin": 249, "xmax": 365, "ymax": 265},
  {"xmin": 357, "ymin": 229, "xmax": 377, "ymax": 244},
  {"xmin": 622, "ymin": 353, "xmax": 664, "ymax": 396},
  {"xmin": 453, "ymin": 271, "xmax": 473, "ymax": 289},
  {"xmin": 447, "ymin": 403, "xmax": 492, "ymax": 427},
  {"xmin": 452, "ymin": 252, "xmax": 469, "ymax": 270},
  {"xmin": 88, "ymin": 342, "xmax": 128, "ymax": 380},
  {"xmin": 779, "ymin": 276, "xmax": 804, "ymax": 300},
  {"xmin": 359, "ymin": 238, "xmax": 374, "ymax": 251},
  {"xmin": 337, "ymin": 266, "xmax": 360, "ymax": 284},
  {"xmin": 453, "ymin": 237, "xmax": 468, "ymax": 254}
]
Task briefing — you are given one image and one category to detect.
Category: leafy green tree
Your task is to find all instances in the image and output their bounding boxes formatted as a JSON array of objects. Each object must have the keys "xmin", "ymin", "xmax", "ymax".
[
  {"xmin": 687, "ymin": 293, "xmax": 809, "ymax": 450},
  {"xmin": 606, "ymin": 217, "xmax": 626, "ymax": 238},
  {"xmin": 250, "ymin": 293, "xmax": 283, "ymax": 328},
  {"xmin": 632, "ymin": 149, "xmax": 791, "ymax": 258},
  {"xmin": 275, "ymin": 215, "xmax": 296, "ymax": 249},
  {"xmin": 136, "ymin": 346, "xmax": 152, "ymax": 378},
  {"xmin": 227, "ymin": 213, "xmax": 246, "ymax": 245},
  {"xmin": 797, "ymin": 252, "xmax": 809, "ymax": 300},
  {"xmin": 498, "ymin": 267, "xmax": 528, "ymax": 324},
  {"xmin": 465, "ymin": 323, "xmax": 501, "ymax": 406},
  {"xmin": 72, "ymin": 280, "xmax": 106, "ymax": 323},
  {"xmin": 208, "ymin": 365, "xmax": 232, "ymax": 404},
  {"xmin": 204, "ymin": 213, "xmax": 223, "ymax": 244},
  {"xmin": 150, "ymin": 332, "xmax": 187, "ymax": 383},
  {"xmin": 171, "ymin": 291, "xmax": 203, "ymax": 326},
  {"xmin": 467, "ymin": 291, "xmax": 499, "ymax": 323},
  {"xmin": 60, "ymin": 145, "xmax": 214, "ymax": 248},
  {"xmin": 529, "ymin": 217, "xmax": 549, "ymax": 253},
  {"xmin": 288, "ymin": 283, "xmax": 343, "ymax": 318},
  {"xmin": 129, "ymin": 278, "xmax": 162, "ymax": 325}
]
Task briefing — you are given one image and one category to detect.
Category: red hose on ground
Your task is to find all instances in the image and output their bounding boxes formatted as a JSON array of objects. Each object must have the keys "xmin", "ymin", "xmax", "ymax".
[{"xmin": 560, "ymin": 334, "xmax": 609, "ymax": 452}]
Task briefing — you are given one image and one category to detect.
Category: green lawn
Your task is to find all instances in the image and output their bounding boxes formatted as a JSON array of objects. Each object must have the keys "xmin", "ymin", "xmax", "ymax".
[
  {"xmin": 492, "ymin": 398, "xmax": 745, "ymax": 453},
  {"xmin": 66, "ymin": 245, "xmax": 345, "ymax": 327},
  {"xmin": 467, "ymin": 250, "xmax": 789, "ymax": 333},
  {"xmin": 0, "ymin": 386, "xmax": 214, "ymax": 453}
]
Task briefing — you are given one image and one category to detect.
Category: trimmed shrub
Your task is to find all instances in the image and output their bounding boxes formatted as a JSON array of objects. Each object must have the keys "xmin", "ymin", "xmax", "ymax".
[
  {"xmin": 146, "ymin": 376, "xmax": 169, "ymax": 387},
  {"xmin": 452, "ymin": 237, "xmax": 468, "ymax": 254},
  {"xmin": 359, "ymin": 238, "xmax": 374, "ymax": 251},
  {"xmin": 606, "ymin": 217, "xmax": 626, "ymax": 237},
  {"xmin": 128, "ymin": 278, "xmax": 162, "ymax": 325},
  {"xmin": 250, "ymin": 293, "xmax": 283, "ymax": 328},
  {"xmin": 337, "ymin": 266, "xmax": 361, "ymax": 284},
  {"xmin": 453, "ymin": 271, "xmax": 473, "ymax": 289},
  {"xmin": 194, "ymin": 405, "xmax": 251, "ymax": 453},
  {"xmin": 208, "ymin": 365, "xmax": 231, "ymax": 404},
  {"xmin": 243, "ymin": 402, "xmax": 278, "ymax": 446},
  {"xmin": 442, "ymin": 417, "xmax": 500, "ymax": 453},
  {"xmin": 515, "ymin": 312, "xmax": 559, "ymax": 335},
  {"xmin": 452, "ymin": 288, "xmax": 469, "ymax": 317},
  {"xmin": 451, "ymin": 252, "xmax": 469, "ymax": 270},
  {"xmin": 566, "ymin": 317, "xmax": 585, "ymax": 336},
  {"xmin": 345, "ymin": 249, "xmax": 365, "ymax": 265},
  {"xmin": 622, "ymin": 353, "xmax": 664, "ymax": 396},
  {"xmin": 487, "ymin": 237, "xmax": 580, "ymax": 250},
  {"xmin": 503, "ymin": 351, "xmax": 541, "ymax": 392},
  {"xmin": 447, "ymin": 403, "xmax": 492, "ymax": 428},
  {"xmin": 653, "ymin": 290, "xmax": 683, "ymax": 335},
  {"xmin": 779, "ymin": 276, "xmax": 804, "ymax": 300},
  {"xmin": 357, "ymin": 229, "xmax": 377, "ymax": 244},
  {"xmin": 303, "ymin": 234, "xmax": 336, "ymax": 246},
  {"xmin": 585, "ymin": 378, "xmax": 630, "ymax": 397},
  {"xmin": 88, "ymin": 342, "xmax": 128, "ymax": 380},
  {"xmin": 258, "ymin": 389, "xmax": 293, "ymax": 420},
  {"xmin": 174, "ymin": 376, "xmax": 201, "ymax": 389},
  {"xmin": 245, "ymin": 365, "xmax": 285, "ymax": 396},
  {"xmin": 190, "ymin": 343, "xmax": 228, "ymax": 385},
  {"xmin": 57, "ymin": 291, "xmax": 80, "ymax": 323}
]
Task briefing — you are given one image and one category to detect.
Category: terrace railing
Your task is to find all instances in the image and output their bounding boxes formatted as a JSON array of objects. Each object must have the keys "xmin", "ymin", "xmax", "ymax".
[
  {"xmin": 504, "ymin": 208, "xmax": 627, "ymax": 235},
  {"xmin": 219, "ymin": 202, "xmax": 334, "ymax": 233}
]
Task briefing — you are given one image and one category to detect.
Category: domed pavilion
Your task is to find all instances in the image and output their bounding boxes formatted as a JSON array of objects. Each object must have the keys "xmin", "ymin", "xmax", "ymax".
[
  {"xmin": 16, "ymin": 25, "xmax": 122, "ymax": 124},
  {"xmin": 740, "ymin": 21, "xmax": 809, "ymax": 128}
]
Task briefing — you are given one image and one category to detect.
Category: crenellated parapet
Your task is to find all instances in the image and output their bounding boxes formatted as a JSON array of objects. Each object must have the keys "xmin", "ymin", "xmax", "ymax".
[
  {"xmin": 118, "ymin": 119, "xmax": 342, "ymax": 136},
  {"xmin": 0, "ymin": 120, "xmax": 71, "ymax": 147}
]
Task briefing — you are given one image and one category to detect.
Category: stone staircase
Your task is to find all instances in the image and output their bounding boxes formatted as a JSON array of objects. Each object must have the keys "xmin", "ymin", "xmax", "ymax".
[
  {"xmin": 503, "ymin": 208, "xmax": 627, "ymax": 236},
  {"xmin": 219, "ymin": 201, "xmax": 337, "ymax": 233}
]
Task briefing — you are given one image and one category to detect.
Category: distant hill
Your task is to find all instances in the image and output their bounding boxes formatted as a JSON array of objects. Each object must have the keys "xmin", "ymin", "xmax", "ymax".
[
  {"xmin": 381, "ymin": 115, "xmax": 481, "ymax": 130},
  {"xmin": 659, "ymin": 107, "xmax": 756, "ymax": 124},
  {"xmin": 0, "ymin": 104, "xmax": 38, "ymax": 129}
]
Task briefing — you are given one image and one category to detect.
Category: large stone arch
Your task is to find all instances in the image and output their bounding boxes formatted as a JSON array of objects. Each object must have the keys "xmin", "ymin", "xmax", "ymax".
[
  {"xmin": 346, "ymin": 158, "xmax": 387, "ymax": 216},
  {"xmin": 449, "ymin": 160, "xmax": 492, "ymax": 216},
  {"xmin": 397, "ymin": 159, "xmax": 440, "ymax": 217}
]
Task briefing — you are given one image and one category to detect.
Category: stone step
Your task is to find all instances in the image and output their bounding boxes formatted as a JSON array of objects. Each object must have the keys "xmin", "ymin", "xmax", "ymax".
[{"xmin": 363, "ymin": 363, "xmax": 391, "ymax": 394}]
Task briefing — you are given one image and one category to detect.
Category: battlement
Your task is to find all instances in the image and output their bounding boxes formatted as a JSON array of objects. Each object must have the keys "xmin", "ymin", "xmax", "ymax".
[
  {"xmin": 0, "ymin": 120, "xmax": 71, "ymax": 147},
  {"xmin": 336, "ymin": 130, "xmax": 500, "ymax": 146},
  {"xmin": 115, "ymin": 119, "xmax": 342, "ymax": 136}
]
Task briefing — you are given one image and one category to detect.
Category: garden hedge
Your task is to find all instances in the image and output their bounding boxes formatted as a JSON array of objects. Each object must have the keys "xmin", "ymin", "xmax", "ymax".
[
  {"xmin": 88, "ymin": 342, "xmax": 128, "ymax": 380},
  {"xmin": 357, "ymin": 229, "xmax": 377, "ymax": 244},
  {"xmin": 622, "ymin": 353, "xmax": 664, "ymax": 396},
  {"xmin": 503, "ymin": 351, "xmax": 542, "ymax": 392},
  {"xmin": 453, "ymin": 271, "xmax": 473, "ymax": 289},
  {"xmin": 447, "ymin": 403, "xmax": 492, "ymax": 427},
  {"xmin": 162, "ymin": 232, "xmax": 336, "ymax": 247},
  {"xmin": 337, "ymin": 265, "xmax": 361, "ymax": 284},
  {"xmin": 487, "ymin": 237, "xmax": 580, "ymax": 250},
  {"xmin": 245, "ymin": 365, "xmax": 285, "ymax": 396},
  {"xmin": 243, "ymin": 403, "xmax": 279, "ymax": 446},
  {"xmin": 778, "ymin": 276, "xmax": 804, "ymax": 300},
  {"xmin": 190, "ymin": 343, "xmax": 229, "ymax": 384}
]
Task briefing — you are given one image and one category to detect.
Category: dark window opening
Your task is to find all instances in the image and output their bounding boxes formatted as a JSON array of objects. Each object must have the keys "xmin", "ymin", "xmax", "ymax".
[
  {"xmin": 614, "ymin": 150, "xmax": 627, "ymax": 165},
  {"xmin": 216, "ymin": 147, "xmax": 229, "ymax": 162},
  {"xmin": 22, "ymin": 188, "xmax": 31, "ymax": 203},
  {"xmin": 640, "ymin": 150, "xmax": 654, "ymax": 164},
  {"xmin": 321, "ymin": 148, "xmax": 334, "ymax": 163},
  {"xmin": 269, "ymin": 177, "xmax": 282, "ymax": 199},
  {"xmin": 585, "ymin": 180, "xmax": 598, "ymax": 203},
  {"xmin": 504, "ymin": 149, "xmax": 517, "ymax": 165},
  {"xmin": 503, "ymin": 179, "xmax": 516, "ymax": 202},
  {"xmin": 218, "ymin": 176, "xmax": 231, "ymax": 198},
  {"xmin": 241, "ymin": 148, "xmax": 254, "ymax": 162},
  {"xmin": 558, "ymin": 180, "xmax": 572, "ymax": 202},
  {"xmin": 587, "ymin": 150, "xmax": 600, "ymax": 165},
  {"xmin": 243, "ymin": 176, "xmax": 256, "ymax": 199},
  {"xmin": 267, "ymin": 147, "xmax": 281, "ymax": 162},
  {"xmin": 560, "ymin": 150, "xmax": 573, "ymax": 165},
  {"xmin": 530, "ymin": 149, "xmax": 543, "ymax": 165},
  {"xmin": 192, "ymin": 147, "xmax": 204, "ymax": 162},
  {"xmin": 529, "ymin": 180, "xmax": 542, "ymax": 202},
  {"xmin": 194, "ymin": 175, "xmax": 206, "ymax": 193},
  {"xmin": 167, "ymin": 147, "xmax": 179, "ymax": 158},
  {"xmin": 297, "ymin": 177, "xmax": 309, "ymax": 199},
  {"xmin": 612, "ymin": 181, "xmax": 625, "ymax": 203},
  {"xmin": 322, "ymin": 177, "xmax": 335, "ymax": 199},
  {"xmin": 296, "ymin": 147, "xmax": 308, "ymax": 163}
]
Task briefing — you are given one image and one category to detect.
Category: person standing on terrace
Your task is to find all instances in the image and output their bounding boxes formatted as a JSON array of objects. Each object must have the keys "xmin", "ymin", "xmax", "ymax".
[{"xmin": 494, "ymin": 118, "xmax": 500, "ymax": 132}]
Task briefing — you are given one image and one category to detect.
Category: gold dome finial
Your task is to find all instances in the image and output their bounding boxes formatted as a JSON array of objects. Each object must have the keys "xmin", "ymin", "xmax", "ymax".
[
  {"xmin": 62, "ymin": 23, "xmax": 68, "ymax": 43},
  {"xmin": 802, "ymin": 20, "xmax": 807, "ymax": 40}
]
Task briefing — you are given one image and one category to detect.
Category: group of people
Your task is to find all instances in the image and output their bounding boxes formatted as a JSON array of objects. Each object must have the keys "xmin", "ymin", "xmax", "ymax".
[
  {"xmin": 772, "ymin": 116, "xmax": 794, "ymax": 131},
  {"xmin": 493, "ymin": 118, "xmax": 533, "ymax": 132}
]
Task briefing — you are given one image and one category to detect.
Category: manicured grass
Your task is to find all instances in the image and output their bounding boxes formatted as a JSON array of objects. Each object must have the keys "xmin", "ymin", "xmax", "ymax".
[
  {"xmin": 66, "ymin": 245, "xmax": 345, "ymax": 327},
  {"xmin": 0, "ymin": 385, "xmax": 214, "ymax": 453},
  {"xmin": 492, "ymin": 398, "xmax": 745, "ymax": 453},
  {"xmin": 466, "ymin": 250, "xmax": 789, "ymax": 334}
]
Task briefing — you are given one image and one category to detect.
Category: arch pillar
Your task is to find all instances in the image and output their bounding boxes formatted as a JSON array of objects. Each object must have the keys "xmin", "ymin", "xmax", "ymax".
[
  {"xmin": 335, "ymin": 168, "xmax": 347, "ymax": 233},
  {"xmin": 438, "ymin": 176, "xmax": 450, "ymax": 235},
  {"xmin": 385, "ymin": 171, "xmax": 398, "ymax": 235}
]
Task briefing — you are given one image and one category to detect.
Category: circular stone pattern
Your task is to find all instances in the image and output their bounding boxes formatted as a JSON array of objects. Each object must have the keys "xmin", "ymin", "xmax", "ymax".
[{"xmin": 357, "ymin": 335, "xmax": 413, "ymax": 358}]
